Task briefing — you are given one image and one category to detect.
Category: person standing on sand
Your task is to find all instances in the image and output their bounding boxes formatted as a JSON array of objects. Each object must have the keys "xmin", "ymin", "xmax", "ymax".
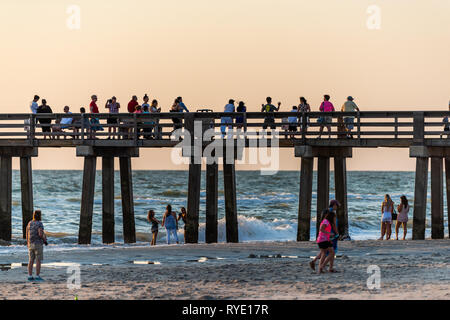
[
  {"xmin": 26, "ymin": 210, "xmax": 48, "ymax": 281},
  {"xmin": 317, "ymin": 95, "xmax": 335, "ymax": 139},
  {"xmin": 316, "ymin": 210, "xmax": 337, "ymax": 274},
  {"xmin": 396, "ymin": 195, "xmax": 410, "ymax": 240},
  {"xmin": 162, "ymin": 204, "xmax": 179, "ymax": 244},
  {"xmin": 177, "ymin": 207, "xmax": 187, "ymax": 242},
  {"xmin": 147, "ymin": 210, "xmax": 160, "ymax": 246},
  {"xmin": 379, "ymin": 194, "xmax": 394, "ymax": 240}
]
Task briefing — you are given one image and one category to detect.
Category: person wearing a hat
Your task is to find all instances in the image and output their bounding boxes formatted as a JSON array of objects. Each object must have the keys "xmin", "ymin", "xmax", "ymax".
[
  {"xmin": 341, "ymin": 96, "xmax": 360, "ymax": 138},
  {"xmin": 221, "ymin": 99, "xmax": 236, "ymax": 137}
]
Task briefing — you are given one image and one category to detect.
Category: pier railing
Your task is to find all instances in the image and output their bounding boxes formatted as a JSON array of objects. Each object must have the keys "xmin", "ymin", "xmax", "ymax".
[{"xmin": 0, "ymin": 111, "xmax": 448, "ymax": 146}]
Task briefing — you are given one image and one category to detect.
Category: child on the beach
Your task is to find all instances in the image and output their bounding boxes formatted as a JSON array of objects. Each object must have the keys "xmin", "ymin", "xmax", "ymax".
[{"xmin": 147, "ymin": 210, "xmax": 160, "ymax": 246}]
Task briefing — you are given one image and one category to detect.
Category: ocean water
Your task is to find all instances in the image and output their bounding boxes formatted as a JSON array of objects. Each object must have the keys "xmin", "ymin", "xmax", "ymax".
[{"xmin": 4, "ymin": 170, "xmax": 450, "ymax": 249}]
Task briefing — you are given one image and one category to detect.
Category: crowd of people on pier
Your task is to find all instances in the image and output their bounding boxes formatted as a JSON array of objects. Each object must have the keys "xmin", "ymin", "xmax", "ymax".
[{"xmin": 27, "ymin": 94, "xmax": 362, "ymax": 139}]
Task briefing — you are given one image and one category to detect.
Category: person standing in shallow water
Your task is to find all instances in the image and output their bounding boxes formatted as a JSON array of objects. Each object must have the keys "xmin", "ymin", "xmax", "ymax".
[
  {"xmin": 396, "ymin": 195, "xmax": 409, "ymax": 240},
  {"xmin": 26, "ymin": 210, "xmax": 47, "ymax": 281},
  {"xmin": 162, "ymin": 204, "xmax": 179, "ymax": 244},
  {"xmin": 147, "ymin": 210, "xmax": 160, "ymax": 246},
  {"xmin": 379, "ymin": 194, "xmax": 394, "ymax": 240},
  {"xmin": 177, "ymin": 207, "xmax": 187, "ymax": 242}
]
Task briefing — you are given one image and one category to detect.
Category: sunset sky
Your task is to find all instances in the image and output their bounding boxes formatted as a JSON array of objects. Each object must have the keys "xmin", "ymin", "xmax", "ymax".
[{"xmin": 0, "ymin": 0, "xmax": 449, "ymax": 170}]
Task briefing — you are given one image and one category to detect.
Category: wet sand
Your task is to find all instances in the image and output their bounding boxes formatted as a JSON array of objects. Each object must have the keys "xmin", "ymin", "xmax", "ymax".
[{"xmin": 0, "ymin": 239, "xmax": 449, "ymax": 300}]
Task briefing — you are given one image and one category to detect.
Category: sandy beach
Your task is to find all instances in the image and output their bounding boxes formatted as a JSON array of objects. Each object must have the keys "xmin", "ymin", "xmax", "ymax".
[{"xmin": 0, "ymin": 239, "xmax": 449, "ymax": 300}]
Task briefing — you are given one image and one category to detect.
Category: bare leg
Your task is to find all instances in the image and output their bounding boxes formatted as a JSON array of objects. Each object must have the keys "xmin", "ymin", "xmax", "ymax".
[
  {"xmin": 395, "ymin": 221, "xmax": 400, "ymax": 240},
  {"xmin": 402, "ymin": 222, "xmax": 407, "ymax": 240},
  {"xmin": 318, "ymin": 125, "xmax": 324, "ymax": 138},
  {"xmin": 28, "ymin": 257, "xmax": 34, "ymax": 276},
  {"xmin": 36, "ymin": 259, "xmax": 41, "ymax": 276},
  {"xmin": 386, "ymin": 223, "xmax": 392, "ymax": 240},
  {"xmin": 318, "ymin": 249, "xmax": 329, "ymax": 274},
  {"xmin": 328, "ymin": 247, "xmax": 336, "ymax": 271},
  {"xmin": 379, "ymin": 222, "xmax": 386, "ymax": 240}
]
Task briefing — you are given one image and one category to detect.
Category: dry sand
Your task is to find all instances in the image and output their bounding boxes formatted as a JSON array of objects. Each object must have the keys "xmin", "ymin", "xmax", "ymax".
[{"xmin": 0, "ymin": 239, "xmax": 449, "ymax": 300}]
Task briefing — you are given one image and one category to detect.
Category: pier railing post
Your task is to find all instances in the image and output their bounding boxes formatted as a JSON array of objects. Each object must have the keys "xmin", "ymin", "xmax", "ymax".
[
  {"xmin": 205, "ymin": 162, "xmax": 219, "ymax": 243},
  {"xmin": 0, "ymin": 156, "xmax": 12, "ymax": 241},
  {"xmin": 297, "ymin": 156, "xmax": 313, "ymax": 241},
  {"xmin": 316, "ymin": 157, "xmax": 330, "ymax": 238},
  {"xmin": 431, "ymin": 157, "xmax": 444, "ymax": 239},
  {"xmin": 334, "ymin": 157, "xmax": 349, "ymax": 238},
  {"xmin": 412, "ymin": 157, "xmax": 428, "ymax": 240},
  {"xmin": 20, "ymin": 157, "xmax": 34, "ymax": 239},
  {"xmin": 120, "ymin": 157, "xmax": 136, "ymax": 244},
  {"xmin": 224, "ymin": 157, "xmax": 239, "ymax": 243},
  {"xmin": 78, "ymin": 156, "xmax": 97, "ymax": 244},
  {"xmin": 102, "ymin": 156, "xmax": 115, "ymax": 244}
]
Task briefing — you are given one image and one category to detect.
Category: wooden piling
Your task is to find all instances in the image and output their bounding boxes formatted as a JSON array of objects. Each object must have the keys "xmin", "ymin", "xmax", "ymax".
[
  {"xmin": 205, "ymin": 163, "xmax": 219, "ymax": 243},
  {"xmin": 119, "ymin": 157, "xmax": 136, "ymax": 244},
  {"xmin": 20, "ymin": 157, "xmax": 34, "ymax": 239},
  {"xmin": 0, "ymin": 156, "xmax": 12, "ymax": 241},
  {"xmin": 186, "ymin": 161, "xmax": 201, "ymax": 243},
  {"xmin": 316, "ymin": 157, "xmax": 330, "ymax": 238},
  {"xmin": 78, "ymin": 156, "xmax": 96, "ymax": 245},
  {"xmin": 334, "ymin": 157, "xmax": 349, "ymax": 238},
  {"xmin": 297, "ymin": 157, "xmax": 313, "ymax": 241},
  {"xmin": 224, "ymin": 159, "xmax": 239, "ymax": 243},
  {"xmin": 413, "ymin": 157, "xmax": 428, "ymax": 240},
  {"xmin": 445, "ymin": 158, "xmax": 450, "ymax": 239},
  {"xmin": 430, "ymin": 157, "xmax": 444, "ymax": 239},
  {"xmin": 102, "ymin": 157, "xmax": 115, "ymax": 244}
]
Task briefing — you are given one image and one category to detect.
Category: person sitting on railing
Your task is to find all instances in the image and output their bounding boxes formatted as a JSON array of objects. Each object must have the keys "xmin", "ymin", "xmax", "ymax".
[
  {"xmin": 221, "ymin": 99, "xmax": 236, "ymax": 137},
  {"xmin": 36, "ymin": 99, "xmax": 53, "ymax": 139},
  {"xmin": 177, "ymin": 96, "xmax": 190, "ymax": 113},
  {"xmin": 261, "ymin": 97, "xmax": 281, "ymax": 130},
  {"xmin": 52, "ymin": 118, "xmax": 64, "ymax": 139},
  {"xmin": 317, "ymin": 94, "xmax": 335, "ymax": 139},
  {"xmin": 236, "ymin": 101, "xmax": 247, "ymax": 132},
  {"xmin": 105, "ymin": 96, "xmax": 120, "ymax": 139},
  {"xmin": 60, "ymin": 106, "xmax": 73, "ymax": 139},
  {"xmin": 170, "ymin": 98, "xmax": 183, "ymax": 131},
  {"xmin": 341, "ymin": 96, "xmax": 360, "ymax": 139}
]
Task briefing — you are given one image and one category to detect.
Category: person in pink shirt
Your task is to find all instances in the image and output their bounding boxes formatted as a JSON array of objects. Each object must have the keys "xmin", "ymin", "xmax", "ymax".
[
  {"xmin": 317, "ymin": 95, "xmax": 335, "ymax": 139},
  {"xmin": 316, "ymin": 209, "xmax": 337, "ymax": 274}
]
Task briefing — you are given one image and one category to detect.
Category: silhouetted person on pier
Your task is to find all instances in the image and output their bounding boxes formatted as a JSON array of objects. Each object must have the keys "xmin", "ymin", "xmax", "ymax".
[
  {"xmin": 261, "ymin": 97, "xmax": 281, "ymax": 130},
  {"xmin": 149, "ymin": 99, "xmax": 161, "ymax": 138},
  {"xmin": 170, "ymin": 98, "xmax": 182, "ymax": 131},
  {"xmin": 177, "ymin": 97, "xmax": 190, "ymax": 112},
  {"xmin": 37, "ymin": 99, "xmax": 53, "ymax": 139},
  {"xmin": 317, "ymin": 95, "xmax": 335, "ymax": 139},
  {"xmin": 298, "ymin": 96, "xmax": 310, "ymax": 133},
  {"xmin": 89, "ymin": 95, "xmax": 103, "ymax": 137},
  {"xmin": 221, "ymin": 99, "xmax": 235, "ymax": 137},
  {"xmin": 440, "ymin": 101, "xmax": 450, "ymax": 138},
  {"xmin": 105, "ymin": 96, "xmax": 120, "ymax": 139},
  {"xmin": 288, "ymin": 106, "xmax": 298, "ymax": 138},
  {"xmin": 127, "ymin": 95, "xmax": 139, "ymax": 113},
  {"xmin": 26, "ymin": 210, "xmax": 47, "ymax": 281},
  {"xmin": 341, "ymin": 96, "xmax": 360, "ymax": 138},
  {"xmin": 236, "ymin": 101, "xmax": 247, "ymax": 132}
]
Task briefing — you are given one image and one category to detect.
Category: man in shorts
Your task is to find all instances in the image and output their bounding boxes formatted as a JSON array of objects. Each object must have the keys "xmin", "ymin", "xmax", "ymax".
[
  {"xmin": 341, "ymin": 96, "xmax": 360, "ymax": 138},
  {"xmin": 26, "ymin": 210, "xmax": 47, "ymax": 281}
]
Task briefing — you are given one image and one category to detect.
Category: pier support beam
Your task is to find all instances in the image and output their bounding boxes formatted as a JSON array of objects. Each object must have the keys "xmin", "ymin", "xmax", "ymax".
[
  {"xmin": 446, "ymin": 158, "xmax": 450, "ymax": 239},
  {"xmin": 224, "ymin": 159, "xmax": 239, "ymax": 243},
  {"xmin": 0, "ymin": 156, "xmax": 12, "ymax": 241},
  {"xmin": 297, "ymin": 157, "xmax": 313, "ymax": 241},
  {"xmin": 412, "ymin": 157, "xmax": 428, "ymax": 240},
  {"xmin": 119, "ymin": 157, "xmax": 136, "ymax": 244},
  {"xmin": 186, "ymin": 161, "xmax": 201, "ymax": 243},
  {"xmin": 316, "ymin": 157, "xmax": 330, "ymax": 238},
  {"xmin": 102, "ymin": 157, "xmax": 115, "ymax": 244},
  {"xmin": 334, "ymin": 157, "xmax": 349, "ymax": 238},
  {"xmin": 20, "ymin": 157, "xmax": 34, "ymax": 239},
  {"xmin": 205, "ymin": 163, "xmax": 219, "ymax": 243},
  {"xmin": 78, "ymin": 156, "xmax": 97, "ymax": 245},
  {"xmin": 431, "ymin": 157, "xmax": 444, "ymax": 239}
]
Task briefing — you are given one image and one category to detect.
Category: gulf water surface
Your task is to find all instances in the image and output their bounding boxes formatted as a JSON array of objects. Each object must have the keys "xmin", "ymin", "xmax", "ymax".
[{"xmin": 2, "ymin": 170, "xmax": 449, "ymax": 253}]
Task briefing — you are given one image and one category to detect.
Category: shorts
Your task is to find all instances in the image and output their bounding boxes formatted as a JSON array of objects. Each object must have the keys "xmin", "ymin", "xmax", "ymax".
[
  {"xmin": 318, "ymin": 241, "xmax": 332, "ymax": 249},
  {"xmin": 263, "ymin": 117, "xmax": 275, "ymax": 129},
  {"xmin": 344, "ymin": 117, "xmax": 354, "ymax": 130},
  {"xmin": 107, "ymin": 118, "xmax": 118, "ymax": 125},
  {"xmin": 318, "ymin": 116, "xmax": 332, "ymax": 125},
  {"xmin": 289, "ymin": 125, "xmax": 297, "ymax": 132},
  {"xmin": 28, "ymin": 243, "xmax": 44, "ymax": 261}
]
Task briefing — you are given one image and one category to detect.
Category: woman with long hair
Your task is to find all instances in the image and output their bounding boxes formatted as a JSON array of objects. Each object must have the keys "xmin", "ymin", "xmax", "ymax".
[
  {"xmin": 177, "ymin": 207, "xmax": 187, "ymax": 242},
  {"xmin": 316, "ymin": 209, "xmax": 337, "ymax": 274},
  {"xmin": 396, "ymin": 196, "xmax": 409, "ymax": 240},
  {"xmin": 147, "ymin": 210, "xmax": 160, "ymax": 246},
  {"xmin": 379, "ymin": 194, "xmax": 394, "ymax": 240},
  {"xmin": 162, "ymin": 204, "xmax": 179, "ymax": 244}
]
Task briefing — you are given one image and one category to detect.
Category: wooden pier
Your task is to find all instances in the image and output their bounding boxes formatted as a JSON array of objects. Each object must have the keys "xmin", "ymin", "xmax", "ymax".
[{"xmin": 0, "ymin": 110, "xmax": 449, "ymax": 243}]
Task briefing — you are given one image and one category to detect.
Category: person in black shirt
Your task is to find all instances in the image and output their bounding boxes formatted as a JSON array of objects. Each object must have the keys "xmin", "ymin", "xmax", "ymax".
[{"xmin": 37, "ymin": 99, "xmax": 53, "ymax": 139}]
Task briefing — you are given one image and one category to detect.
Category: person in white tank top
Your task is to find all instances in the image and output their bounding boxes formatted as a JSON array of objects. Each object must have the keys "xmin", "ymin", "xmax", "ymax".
[
  {"xmin": 396, "ymin": 195, "xmax": 410, "ymax": 240},
  {"xmin": 379, "ymin": 194, "xmax": 394, "ymax": 240}
]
